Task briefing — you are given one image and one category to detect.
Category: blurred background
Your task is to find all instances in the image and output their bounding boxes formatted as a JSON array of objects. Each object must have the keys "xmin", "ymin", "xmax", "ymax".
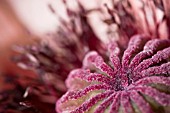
[
  {"xmin": 0, "ymin": 0, "xmax": 35, "ymax": 76},
  {"xmin": 0, "ymin": 0, "xmax": 109, "ymax": 75}
]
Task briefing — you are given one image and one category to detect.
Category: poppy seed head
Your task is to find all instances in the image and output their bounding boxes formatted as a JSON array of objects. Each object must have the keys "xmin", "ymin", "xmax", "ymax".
[{"xmin": 56, "ymin": 34, "xmax": 170, "ymax": 113}]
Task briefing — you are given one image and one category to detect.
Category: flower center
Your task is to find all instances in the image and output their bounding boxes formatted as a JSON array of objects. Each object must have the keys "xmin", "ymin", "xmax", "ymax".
[{"xmin": 112, "ymin": 68, "xmax": 134, "ymax": 91}]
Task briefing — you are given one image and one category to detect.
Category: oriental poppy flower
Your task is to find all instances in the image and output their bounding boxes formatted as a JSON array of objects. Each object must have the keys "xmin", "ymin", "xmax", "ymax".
[
  {"xmin": 1, "ymin": 0, "xmax": 170, "ymax": 113},
  {"xmin": 56, "ymin": 0, "xmax": 170, "ymax": 113}
]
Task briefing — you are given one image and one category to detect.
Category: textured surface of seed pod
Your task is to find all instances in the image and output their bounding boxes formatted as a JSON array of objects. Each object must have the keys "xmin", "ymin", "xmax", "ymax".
[{"xmin": 56, "ymin": 35, "xmax": 170, "ymax": 113}]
